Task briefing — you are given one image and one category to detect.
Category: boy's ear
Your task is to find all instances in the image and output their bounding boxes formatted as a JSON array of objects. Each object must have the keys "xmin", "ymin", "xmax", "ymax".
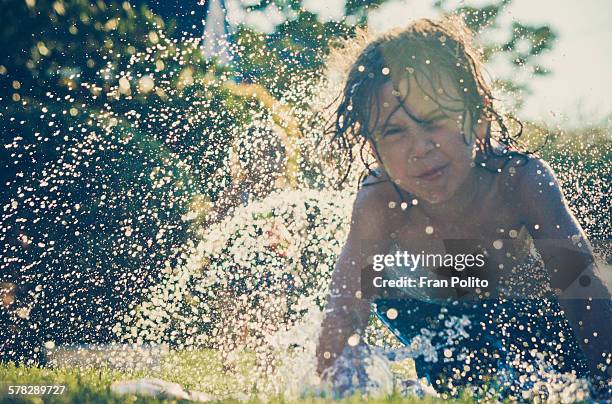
[
  {"xmin": 367, "ymin": 138, "xmax": 382, "ymax": 164},
  {"xmin": 474, "ymin": 115, "xmax": 490, "ymax": 141},
  {"xmin": 474, "ymin": 97, "xmax": 492, "ymax": 141}
]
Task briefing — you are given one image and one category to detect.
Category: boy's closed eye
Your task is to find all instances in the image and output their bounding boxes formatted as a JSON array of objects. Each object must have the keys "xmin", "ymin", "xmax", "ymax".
[
  {"xmin": 382, "ymin": 126, "xmax": 407, "ymax": 137},
  {"xmin": 381, "ymin": 119, "xmax": 442, "ymax": 138},
  {"xmin": 419, "ymin": 120, "xmax": 442, "ymax": 131}
]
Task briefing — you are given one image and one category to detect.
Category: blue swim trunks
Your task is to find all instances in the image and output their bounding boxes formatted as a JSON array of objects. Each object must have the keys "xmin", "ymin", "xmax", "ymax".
[{"xmin": 373, "ymin": 297, "xmax": 589, "ymax": 397}]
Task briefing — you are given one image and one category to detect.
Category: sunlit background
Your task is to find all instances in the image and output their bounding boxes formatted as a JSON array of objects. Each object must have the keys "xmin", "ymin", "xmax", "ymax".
[
  {"xmin": 231, "ymin": 0, "xmax": 611, "ymax": 126},
  {"xmin": 0, "ymin": 0, "xmax": 610, "ymax": 401}
]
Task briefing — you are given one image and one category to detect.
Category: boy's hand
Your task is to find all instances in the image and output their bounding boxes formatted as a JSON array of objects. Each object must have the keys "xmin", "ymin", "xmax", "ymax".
[
  {"xmin": 316, "ymin": 181, "xmax": 397, "ymax": 380},
  {"xmin": 316, "ymin": 296, "xmax": 371, "ymax": 376}
]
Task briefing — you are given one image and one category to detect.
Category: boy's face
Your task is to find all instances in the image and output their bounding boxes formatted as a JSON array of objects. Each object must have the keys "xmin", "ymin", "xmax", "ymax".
[{"xmin": 367, "ymin": 74, "xmax": 483, "ymax": 204}]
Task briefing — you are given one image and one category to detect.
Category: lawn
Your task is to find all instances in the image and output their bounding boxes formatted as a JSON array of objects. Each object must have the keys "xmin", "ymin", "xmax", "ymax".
[{"xmin": 0, "ymin": 348, "xmax": 472, "ymax": 403}]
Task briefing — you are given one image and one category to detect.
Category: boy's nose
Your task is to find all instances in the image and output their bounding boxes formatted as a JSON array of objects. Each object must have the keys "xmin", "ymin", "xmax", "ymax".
[{"xmin": 410, "ymin": 133, "xmax": 436, "ymax": 159}]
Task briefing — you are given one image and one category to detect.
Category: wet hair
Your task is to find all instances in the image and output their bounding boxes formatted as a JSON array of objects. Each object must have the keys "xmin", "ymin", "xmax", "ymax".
[{"xmin": 329, "ymin": 17, "xmax": 532, "ymax": 189}]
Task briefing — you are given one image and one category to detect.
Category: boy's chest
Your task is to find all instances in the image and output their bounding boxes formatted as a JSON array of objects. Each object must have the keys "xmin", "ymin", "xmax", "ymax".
[
  {"xmin": 389, "ymin": 193, "xmax": 534, "ymax": 281},
  {"xmin": 393, "ymin": 194, "xmax": 523, "ymax": 241},
  {"xmin": 385, "ymin": 168, "xmax": 525, "ymax": 241}
]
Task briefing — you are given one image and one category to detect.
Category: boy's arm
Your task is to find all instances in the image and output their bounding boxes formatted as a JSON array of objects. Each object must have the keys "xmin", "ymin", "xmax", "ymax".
[
  {"xmin": 516, "ymin": 157, "xmax": 612, "ymax": 383},
  {"xmin": 316, "ymin": 187, "xmax": 394, "ymax": 376}
]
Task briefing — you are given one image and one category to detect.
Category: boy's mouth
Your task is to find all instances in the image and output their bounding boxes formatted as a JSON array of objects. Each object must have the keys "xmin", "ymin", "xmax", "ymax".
[{"xmin": 415, "ymin": 164, "xmax": 449, "ymax": 181}]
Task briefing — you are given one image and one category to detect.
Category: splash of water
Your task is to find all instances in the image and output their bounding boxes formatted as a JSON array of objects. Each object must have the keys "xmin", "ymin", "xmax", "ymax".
[{"xmin": 1, "ymin": 2, "xmax": 610, "ymax": 402}]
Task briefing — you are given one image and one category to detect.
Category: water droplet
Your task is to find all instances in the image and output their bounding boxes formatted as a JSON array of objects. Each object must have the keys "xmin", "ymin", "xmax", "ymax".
[
  {"xmin": 386, "ymin": 308, "xmax": 398, "ymax": 320},
  {"xmin": 138, "ymin": 76, "xmax": 155, "ymax": 93},
  {"xmin": 347, "ymin": 334, "xmax": 360, "ymax": 347}
]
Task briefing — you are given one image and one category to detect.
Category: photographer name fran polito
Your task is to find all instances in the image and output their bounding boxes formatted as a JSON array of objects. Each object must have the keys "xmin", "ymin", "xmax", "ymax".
[{"xmin": 371, "ymin": 251, "xmax": 489, "ymax": 289}]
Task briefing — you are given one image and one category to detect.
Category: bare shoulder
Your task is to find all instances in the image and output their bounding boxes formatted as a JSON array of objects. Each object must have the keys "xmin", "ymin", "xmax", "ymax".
[
  {"xmin": 511, "ymin": 155, "xmax": 558, "ymax": 190},
  {"xmin": 492, "ymin": 154, "xmax": 556, "ymax": 192},
  {"xmin": 502, "ymin": 155, "xmax": 566, "ymax": 221},
  {"xmin": 351, "ymin": 173, "xmax": 406, "ymax": 238},
  {"xmin": 355, "ymin": 171, "xmax": 406, "ymax": 214}
]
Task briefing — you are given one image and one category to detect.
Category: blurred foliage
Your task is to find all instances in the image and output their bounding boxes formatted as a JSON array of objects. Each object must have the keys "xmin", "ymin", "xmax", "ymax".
[
  {"xmin": 0, "ymin": 0, "xmax": 257, "ymax": 363},
  {"xmin": 434, "ymin": 0, "xmax": 556, "ymax": 102},
  {"xmin": 519, "ymin": 123, "xmax": 611, "ymax": 242},
  {"xmin": 232, "ymin": 12, "xmax": 353, "ymax": 103},
  {"xmin": 235, "ymin": 0, "xmax": 556, "ymax": 101},
  {"xmin": 0, "ymin": 0, "xmax": 594, "ymax": 369},
  {"xmin": 231, "ymin": 0, "xmax": 386, "ymax": 99}
]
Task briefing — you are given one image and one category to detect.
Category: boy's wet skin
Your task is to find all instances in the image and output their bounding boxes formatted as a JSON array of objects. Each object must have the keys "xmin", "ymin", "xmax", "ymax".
[
  {"xmin": 360, "ymin": 162, "xmax": 548, "ymax": 300},
  {"xmin": 317, "ymin": 20, "xmax": 611, "ymax": 396},
  {"xmin": 326, "ymin": 73, "xmax": 610, "ymax": 379},
  {"xmin": 359, "ymin": 75, "xmax": 547, "ymax": 299}
]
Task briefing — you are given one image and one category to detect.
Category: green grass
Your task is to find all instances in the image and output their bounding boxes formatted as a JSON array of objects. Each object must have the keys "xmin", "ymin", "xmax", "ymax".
[{"xmin": 0, "ymin": 349, "xmax": 477, "ymax": 403}]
